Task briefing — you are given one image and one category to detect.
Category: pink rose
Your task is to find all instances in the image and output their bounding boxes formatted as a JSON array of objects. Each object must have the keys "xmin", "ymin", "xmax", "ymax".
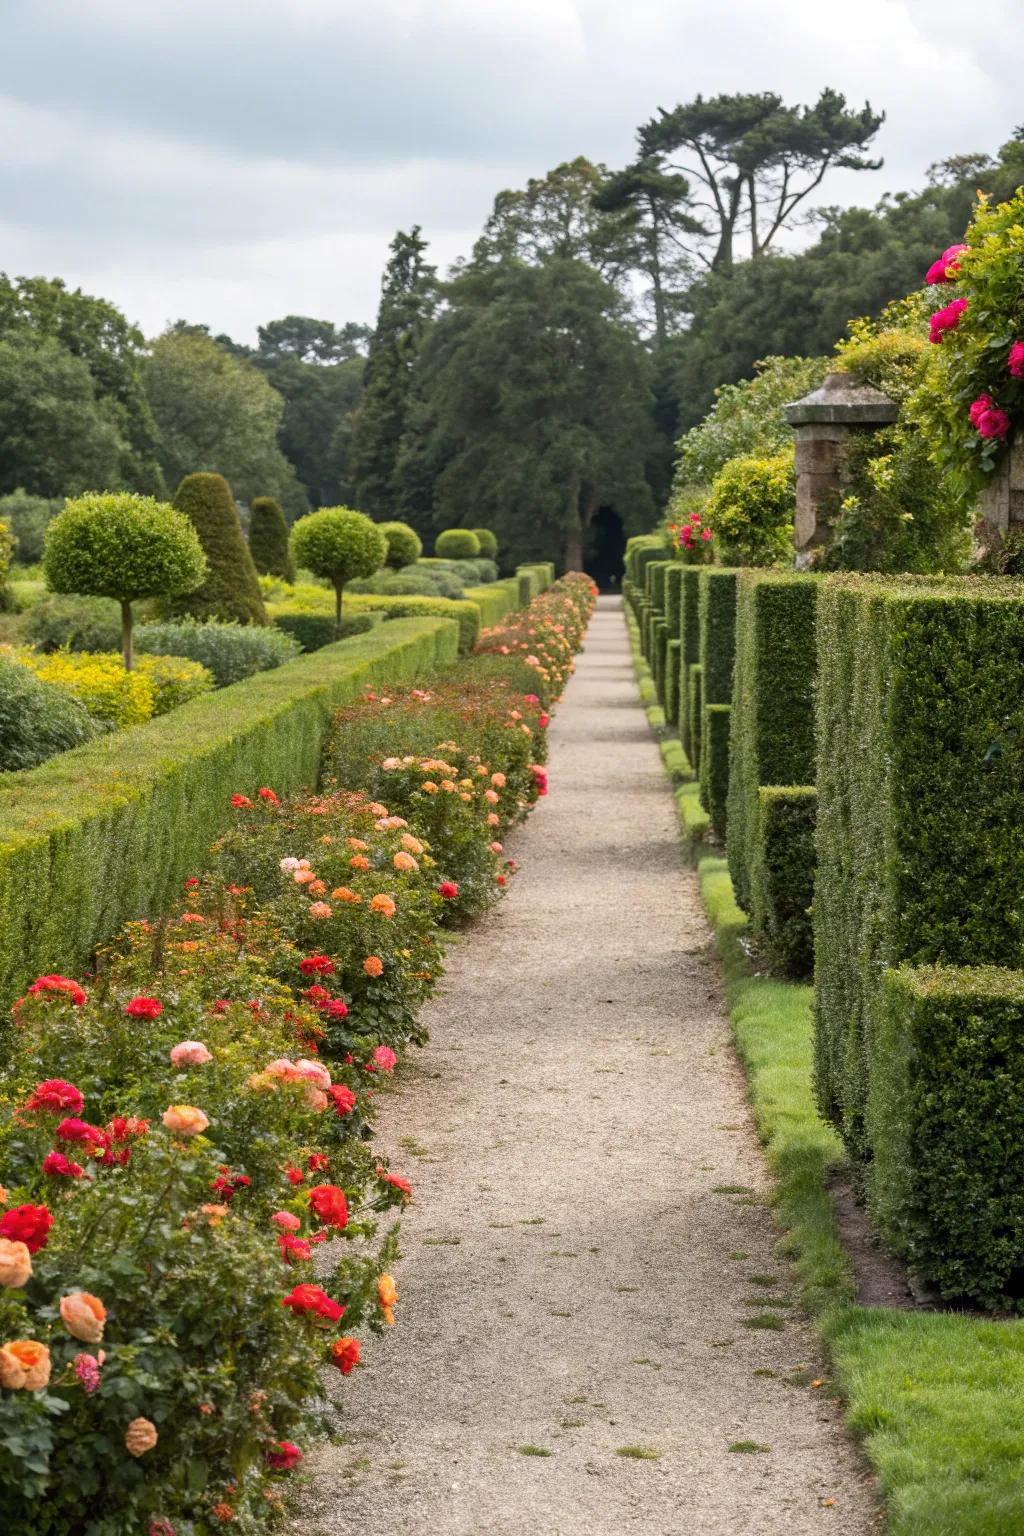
[
  {"xmin": 1009, "ymin": 342, "xmax": 1024, "ymax": 379},
  {"xmin": 170, "ymin": 1041, "xmax": 213, "ymax": 1067},
  {"xmin": 929, "ymin": 298, "xmax": 967, "ymax": 343},
  {"xmin": 371, "ymin": 1046, "xmax": 397, "ymax": 1073},
  {"xmin": 295, "ymin": 1059, "xmax": 332, "ymax": 1089},
  {"xmin": 272, "ymin": 1211, "xmax": 301, "ymax": 1231},
  {"xmin": 978, "ymin": 406, "xmax": 1012, "ymax": 439},
  {"xmin": 925, "ymin": 243, "xmax": 967, "ymax": 284}
]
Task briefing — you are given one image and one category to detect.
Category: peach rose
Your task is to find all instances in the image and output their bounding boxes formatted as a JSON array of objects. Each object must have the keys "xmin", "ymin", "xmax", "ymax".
[
  {"xmin": 400, "ymin": 834, "xmax": 423, "ymax": 854},
  {"xmin": 308, "ymin": 902, "xmax": 333, "ymax": 920},
  {"xmin": 125, "ymin": 1417, "xmax": 158, "ymax": 1456},
  {"xmin": 162, "ymin": 1104, "xmax": 210, "ymax": 1137},
  {"xmin": 169, "ymin": 1041, "xmax": 213, "ymax": 1067},
  {"xmin": 377, "ymin": 1273, "xmax": 398, "ymax": 1327},
  {"xmin": 370, "ymin": 894, "xmax": 397, "ymax": 918},
  {"xmin": 200, "ymin": 1203, "xmax": 226, "ymax": 1225},
  {"xmin": 363, "ymin": 956, "xmax": 384, "ymax": 978},
  {"xmin": 331, "ymin": 886, "xmax": 362, "ymax": 904},
  {"xmin": 490, "ymin": 773, "xmax": 506, "ymax": 788},
  {"xmin": 0, "ymin": 1239, "xmax": 32, "ymax": 1288},
  {"xmin": 266, "ymin": 1058, "xmax": 303, "ymax": 1081},
  {"xmin": 293, "ymin": 869, "xmax": 316, "ymax": 885},
  {"xmin": 295, "ymin": 1059, "xmax": 331, "ymax": 1089},
  {"xmin": 304, "ymin": 1086, "xmax": 328, "ymax": 1112},
  {"xmin": 0, "ymin": 1339, "xmax": 51, "ymax": 1391},
  {"xmin": 393, "ymin": 852, "xmax": 418, "ymax": 873},
  {"xmin": 60, "ymin": 1290, "xmax": 106, "ymax": 1344}
]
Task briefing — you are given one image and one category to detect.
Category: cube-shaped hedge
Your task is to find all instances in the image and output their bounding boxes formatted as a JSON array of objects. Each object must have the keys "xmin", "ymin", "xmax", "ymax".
[
  {"xmin": 698, "ymin": 569, "xmax": 738, "ymax": 705},
  {"xmin": 687, "ymin": 663, "xmax": 703, "ymax": 775},
  {"xmin": 679, "ymin": 569, "xmax": 702, "ymax": 757},
  {"xmin": 700, "ymin": 704, "xmax": 730, "ymax": 837},
  {"xmin": 870, "ymin": 965, "xmax": 1024, "ymax": 1306},
  {"xmin": 751, "ymin": 786, "xmax": 816, "ymax": 979},
  {"xmin": 665, "ymin": 566, "xmax": 684, "ymax": 642},
  {"xmin": 726, "ymin": 572, "xmax": 818, "ymax": 912},
  {"xmin": 625, "ymin": 535, "xmax": 668, "ymax": 589},
  {"xmin": 654, "ymin": 620, "xmax": 669, "ymax": 703},
  {"xmin": 814, "ymin": 575, "xmax": 1024, "ymax": 1165},
  {"xmin": 665, "ymin": 639, "xmax": 682, "ymax": 728}
]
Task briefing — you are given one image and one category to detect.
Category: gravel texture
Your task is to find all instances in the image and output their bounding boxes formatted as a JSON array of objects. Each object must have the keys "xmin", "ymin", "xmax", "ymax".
[{"xmin": 293, "ymin": 597, "xmax": 879, "ymax": 1536}]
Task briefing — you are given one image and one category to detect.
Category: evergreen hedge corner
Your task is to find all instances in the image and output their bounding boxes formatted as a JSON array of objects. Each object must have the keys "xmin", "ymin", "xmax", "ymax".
[
  {"xmin": 665, "ymin": 639, "xmax": 682, "ymax": 728},
  {"xmin": 0, "ymin": 617, "xmax": 459, "ymax": 1011},
  {"xmin": 171, "ymin": 473, "xmax": 268, "ymax": 626},
  {"xmin": 665, "ymin": 565, "xmax": 684, "ymax": 641},
  {"xmin": 687, "ymin": 663, "xmax": 704, "ymax": 776},
  {"xmin": 869, "ymin": 965, "xmax": 1024, "ymax": 1307},
  {"xmin": 678, "ymin": 569, "xmax": 702, "ymax": 755},
  {"xmin": 726, "ymin": 571, "xmax": 818, "ymax": 912},
  {"xmin": 248, "ymin": 497, "xmax": 295, "ymax": 581},
  {"xmin": 700, "ymin": 703, "xmax": 730, "ymax": 837},
  {"xmin": 697, "ymin": 567, "xmax": 739, "ymax": 704},
  {"xmin": 751, "ymin": 786, "xmax": 816, "ymax": 980},
  {"xmin": 650, "ymin": 559, "xmax": 673, "ymax": 614},
  {"xmin": 814, "ymin": 575, "xmax": 1024, "ymax": 1168}
]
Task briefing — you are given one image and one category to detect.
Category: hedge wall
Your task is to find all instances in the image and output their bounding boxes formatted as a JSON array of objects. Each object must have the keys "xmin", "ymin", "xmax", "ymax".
[
  {"xmin": 462, "ymin": 579, "xmax": 521, "ymax": 627},
  {"xmin": 625, "ymin": 535, "xmax": 668, "ymax": 591},
  {"xmin": 698, "ymin": 568, "xmax": 738, "ymax": 705},
  {"xmin": 751, "ymin": 786, "xmax": 816, "ymax": 979},
  {"xmin": 871, "ymin": 965, "xmax": 1024, "ymax": 1306},
  {"xmin": 665, "ymin": 565, "xmax": 684, "ymax": 642},
  {"xmin": 0, "ymin": 617, "xmax": 458, "ymax": 1009},
  {"xmin": 679, "ymin": 569, "xmax": 702, "ymax": 758},
  {"xmin": 814, "ymin": 575, "xmax": 1024, "ymax": 1165},
  {"xmin": 666, "ymin": 639, "xmax": 681, "ymax": 728},
  {"xmin": 687, "ymin": 663, "xmax": 704, "ymax": 775},
  {"xmin": 700, "ymin": 704, "xmax": 731, "ymax": 837},
  {"xmin": 726, "ymin": 572, "xmax": 818, "ymax": 912}
]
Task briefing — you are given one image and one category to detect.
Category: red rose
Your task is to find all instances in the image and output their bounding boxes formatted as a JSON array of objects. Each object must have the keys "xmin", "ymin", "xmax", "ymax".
[
  {"xmin": 26, "ymin": 974, "xmax": 87, "ymax": 1007},
  {"xmin": 124, "ymin": 996, "xmax": 163, "ymax": 1020},
  {"xmin": 42, "ymin": 1151, "xmax": 84, "ymax": 1178},
  {"xmin": 308, "ymin": 1185, "xmax": 348, "ymax": 1229},
  {"xmin": 285, "ymin": 1165, "xmax": 305, "ymax": 1185},
  {"xmin": 438, "ymin": 881, "xmax": 459, "ymax": 900},
  {"xmin": 376, "ymin": 1168, "xmax": 412, "ymax": 1202},
  {"xmin": 278, "ymin": 1233, "xmax": 312, "ymax": 1262},
  {"xmin": 24, "ymin": 1079, "xmax": 84, "ymax": 1116},
  {"xmin": 328, "ymin": 1084, "xmax": 357, "ymax": 1116},
  {"xmin": 329, "ymin": 1337, "xmax": 361, "ymax": 1375},
  {"xmin": 320, "ymin": 999, "xmax": 349, "ymax": 1020},
  {"xmin": 281, "ymin": 1283, "xmax": 344, "ymax": 1321},
  {"xmin": 258, "ymin": 787, "xmax": 280, "ymax": 804},
  {"xmin": 56, "ymin": 1117, "xmax": 107, "ymax": 1147},
  {"xmin": 0, "ymin": 1203, "xmax": 53, "ymax": 1253},
  {"xmin": 300, "ymin": 955, "xmax": 335, "ymax": 977},
  {"xmin": 230, "ymin": 793, "xmax": 253, "ymax": 808},
  {"xmin": 307, "ymin": 1152, "xmax": 330, "ymax": 1171},
  {"xmin": 266, "ymin": 1440, "xmax": 303, "ymax": 1472}
]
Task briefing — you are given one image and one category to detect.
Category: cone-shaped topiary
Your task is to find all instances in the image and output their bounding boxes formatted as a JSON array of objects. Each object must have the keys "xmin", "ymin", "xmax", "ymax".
[
  {"xmin": 290, "ymin": 507, "xmax": 387, "ymax": 636},
  {"xmin": 379, "ymin": 520, "xmax": 423, "ymax": 569},
  {"xmin": 171, "ymin": 473, "xmax": 267, "ymax": 626},
  {"xmin": 248, "ymin": 496, "xmax": 295, "ymax": 581},
  {"xmin": 436, "ymin": 528, "xmax": 481, "ymax": 559},
  {"xmin": 471, "ymin": 527, "xmax": 498, "ymax": 559},
  {"xmin": 43, "ymin": 492, "xmax": 207, "ymax": 668}
]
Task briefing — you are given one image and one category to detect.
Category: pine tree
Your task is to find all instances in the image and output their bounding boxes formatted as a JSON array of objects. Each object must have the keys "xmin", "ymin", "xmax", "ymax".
[
  {"xmin": 248, "ymin": 496, "xmax": 295, "ymax": 581},
  {"xmin": 170, "ymin": 472, "xmax": 267, "ymax": 625},
  {"xmin": 349, "ymin": 228, "xmax": 437, "ymax": 518}
]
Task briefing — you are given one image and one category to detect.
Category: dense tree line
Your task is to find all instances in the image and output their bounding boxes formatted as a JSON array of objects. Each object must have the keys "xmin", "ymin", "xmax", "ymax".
[{"xmin": 2, "ymin": 96, "xmax": 1022, "ymax": 573}]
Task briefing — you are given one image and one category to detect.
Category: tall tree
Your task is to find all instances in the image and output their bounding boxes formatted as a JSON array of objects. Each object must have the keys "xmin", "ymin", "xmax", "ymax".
[
  {"xmin": 474, "ymin": 158, "xmax": 637, "ymax": 287},
  {"xmin": 255, "ymin": 316, "xmax": 370, "ymax": 365},
  {"xmin": 0, "ymin": 333, "xmax": 125, "ymax": 498},
  {"xmin": 349, "ymin": 228, "xmax": 437, "ymax": 518},
  {"xmin": 592, "ymin": 158, "xmax": 703, "ymax": 345},
  {"xmin": 639, "ymin": 89, "xmax": 883, "ymax": 274}
]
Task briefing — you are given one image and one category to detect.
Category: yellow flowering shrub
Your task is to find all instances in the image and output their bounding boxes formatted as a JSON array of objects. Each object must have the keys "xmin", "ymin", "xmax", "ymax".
[
  {"xmin": 20, "ymin": 650, "xmax": 155, "ymax": 727},
  {"xmin": 133, "ymin": 652, "xmax": 214, "ymax": 715}
]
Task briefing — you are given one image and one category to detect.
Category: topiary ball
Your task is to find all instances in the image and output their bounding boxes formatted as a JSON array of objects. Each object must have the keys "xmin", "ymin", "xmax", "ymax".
[
  {"xmin": 290, "ymin": 508, "xmax": 387, "ymax": 591},
  {"xmin": 379, "ymin": 521, "xmax": 423, "ymax": 569},
  {"xmin": 471, "ymin": 527, "xmax": 498, "ymax": 559},
  {"xmin": 435, "ymin": 528, "xmax": 481, "ymax": 559}
]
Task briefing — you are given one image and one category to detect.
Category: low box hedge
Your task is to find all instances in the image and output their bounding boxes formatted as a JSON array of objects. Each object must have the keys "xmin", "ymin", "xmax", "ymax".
[
  {"xmin": 751, "ymin": 786, "xmax": 816, "ymax": 979},
  {"xmin": 0, "ymin": 616, "xmax": 458, "ymax": 1009},
  {"xmin": 726, "ymin": 571, "xmax": 818, "ymax": 913},
  {"xmin": 815, "ymin": 574, "xmax": 1024, "ymax": 1166},
  {"xmin": 687, "ymin": 662, "xmax": 704, "ymax": 776},
  {"xmin": 271, "ymin": 610, "xmax": 378, "ymax": 653},
  {"xmin": 871, "ymin": 965, "xmax": 1024, "ymax": 1306},
  {"xmin": 700, "ymin": 703, "xmax": 730, "ymax": 837},
  {"xmin": 698, "ymin": 568, "xmax": 739, "ymax": 705},
  {"xmin": 345, "ymin": 592, "xmax": 481, "ymax": 654},
  {"xmin": 463, "ymin": 579, "xmax": 521, "ymax": 627},
  {"xmin": 679, "ymin": 569, "xmax": 702, "ymax": 757}
]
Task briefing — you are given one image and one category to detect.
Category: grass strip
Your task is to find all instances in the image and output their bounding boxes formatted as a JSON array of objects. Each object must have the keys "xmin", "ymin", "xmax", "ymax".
[{"xmin": 627, "ymin": 605, "xmax": 1024, "ymax": 1536}]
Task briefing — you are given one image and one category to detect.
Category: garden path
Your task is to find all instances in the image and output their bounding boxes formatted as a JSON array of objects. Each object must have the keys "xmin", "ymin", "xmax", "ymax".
[{"xmin": 294, "ymin": 596, "xmax": 877, "ymax": 1536}]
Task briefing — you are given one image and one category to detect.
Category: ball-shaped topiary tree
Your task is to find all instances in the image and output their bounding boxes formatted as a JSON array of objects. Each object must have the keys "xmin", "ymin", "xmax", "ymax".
[
  {"xmin": 171, "ymin": 473, "xmax": 268, "ymax": 626},
  {"xmin": 379, "ymin": 520, "xmax": 423, "ymax": 569},
  {"xmin": 435, "ymin": 528, "xmax": 481, "ymax": 559},
  {"xmin": 248, "ymin": 496, "xmax": 295, "ymax": 581},
  {"xmin": 471, "ymin": 527, "xmax": 498, "ymax": 559},
  {"xmin": 290, "ymin": 507, "xmax": 387, "ymax": 635},
  {"xmin": 43, "ymin": 493, "xmax": 207, "ymax": 669}
]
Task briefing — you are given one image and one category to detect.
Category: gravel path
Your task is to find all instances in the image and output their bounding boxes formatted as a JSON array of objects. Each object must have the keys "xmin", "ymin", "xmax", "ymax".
[{"xmin": 294, "ymin": 596, "xmax": 878, "ymax": 1536}]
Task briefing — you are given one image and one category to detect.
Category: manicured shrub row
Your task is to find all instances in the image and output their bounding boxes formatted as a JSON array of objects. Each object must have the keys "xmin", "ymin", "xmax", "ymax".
[
  {"xmin": 687, "ymin": 663, "xmax": 703, "ymax": 774},
  {"xmin": 272, "ymin": 611, "xmax": 379, "ymax": 654},
  {"xmin": 665, "ymin": 640, "xmax": 681, "ymax": 728},
  {"xmin": 0, "ymin": 576, "xmax": 595, "ymax": 1530},
  {"xmin": 814, "ymin": 575, "xmax": 1024, "ymax": 1302},
  {"xmin": 751, "ymin": 786, "xmax": 816, "ymax": 979},
  {"xmin": 462, "ymin": 579, "xmax": 520, "ymax": 628},
  {"xmin": 0, "ymin": 619, "xmax": 459, "ymax": 1011},
  {"xmin": 726, "ymin": 572, "xmax": 818, "ymax": 914},
  {"xmin": 135, "ymin": 619, "xmax": 303, "ymax": 686},
  {"xmin": 678, "ymin": 569, "xmax": 702, "ymax": 758},
  {"xmin": 267, "ymin": 579, "xmax": 522, "ymax": 657},
  {"xmin": 697, "ymin": 568, "xmax": 738, "ymax": 705},
  {"xmin": 699, "ymin": 704, "xmax": 731, "ymax": 837}
]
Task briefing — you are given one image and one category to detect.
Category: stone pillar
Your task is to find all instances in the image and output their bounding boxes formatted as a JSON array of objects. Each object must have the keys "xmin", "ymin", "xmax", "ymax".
[
  {"xmin": 976, "ymin": 437, "xmax": 1024, "ymax": 539},
  {"xmin": 784, "ymin": 373, "xmax": 898, "ymax": 564}
]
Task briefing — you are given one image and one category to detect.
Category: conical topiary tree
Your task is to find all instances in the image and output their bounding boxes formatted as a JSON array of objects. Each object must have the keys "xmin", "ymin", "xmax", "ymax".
[
  {"xmin": 171, "ymin": 473, "xmax": 268, "ymax": 625},
  {"xmin": 379, "ymin": 520, "xmax": 422, "ymax": 569},
  {"xmin": 471, "ymin": 527, "xmax": 498, "ymax": 559},
  {"xmin": 249, "ymin": 496, "xmax": 295, "ymax": 581},
  {"xmin": 290, "ymin": 507, "xmax": 386, "ymax": 636}
]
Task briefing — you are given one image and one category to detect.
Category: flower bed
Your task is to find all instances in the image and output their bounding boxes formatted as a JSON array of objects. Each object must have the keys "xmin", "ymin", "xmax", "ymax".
[{"xmin": 0, "ymin": 575, "xmax": 595, "ymax": 1533}]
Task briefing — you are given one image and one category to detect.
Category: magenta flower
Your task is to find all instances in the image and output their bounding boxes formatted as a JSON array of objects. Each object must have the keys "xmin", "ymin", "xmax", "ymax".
[
  {"xmin": 978, "ymin": 406, "xmax": 1012, "ymax": 440},
  {"xmin": 929, "ymin": 298, "xmax": 968, "ymax": 343},
  {"xmin": 926, "ymin": 244, "xmax": 968, "ymax": 285},
  {"xmin": 1009, "ymin": 342, "xmax": 1024, "ymax": 379},
  {"xmin": 969, "ymin": 394, "xmax": 994, "ymax": 428}
]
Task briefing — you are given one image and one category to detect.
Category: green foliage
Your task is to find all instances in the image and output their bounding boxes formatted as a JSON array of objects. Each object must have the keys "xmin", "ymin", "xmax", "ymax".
[
  {"xmin": 349, "ymin": 570, "xmax": 446, "ymax": 598},
  {"xmin": 751, "ymin": 787, "xmax": 816, "ymax": 979},
  {"xmin": 348, "ymin": 594, "xmax": 480, "ymax": 655},
  {"xmin": 687, "ymin": 663, "xmax": 703, "ymax": 774},
  {"xmin": 678, "ymin": 569, "xmax": 702, "ymax": 758},
  {"xmin": 379, "ymin": 520, "xmax": 423, "ymax": 568},
  {"xmin": 0, "ymin": 657, "xmax": 99, "ymax": 770},
  {"xmin": 706, "ymin": 453, "xmax": 794, "ymax": 566},
  {"xmin": 21, "ymin": 649, "xmax": 155, "ymax": 728},
  {"xmin": 0, "ymin": 489, "xmax": 62, "ymax": 565},
  {"xmin": 248, "ymin": 495, "xmax": 295, "ymax": 581},
  {"xmin": 0, "ymin": 519, "xmax": 12, "ymax": 611},
  {"xmin": 673, "ymin": 356, "xmax": 829, "ymax": 487},
  {"xmin": 814, "ymin": 576, "xmax": 1024, "ymax": 1168},
  {"xmin": 726, "ymin": 571, "xmax": 818, "ymax": 912},
  {"xmin": 271, "ymin": 610, "xmax": 377, "ymax": 653},
  {"xmin": 664, "ymin": 565, "xmax": 683, "ymax": 641},
  {"xmin": 871, "ymin": 965, "xmax": 1024, "ymax": 1305},
  {"xmin": 697, "ymin": 568, "xmax": 738, "ymax": 704},
  {"xmin": 0, "ymin": 334, "xmax": 126, "ymax": 498},
  {"xmin": 134, "ymin": 618, "xmax": 300, "ymax": 687},
  {"xmin": 462, "ymin": 580, "xmax": 520, "ymax": 627},
  {"xmin": 435, "ymin": 528, "xmax": 481, "ymax": 559},
  {"xmin": 133, "ymin": 651, "xmax": 214, "ymax": 714},
  {"xmin": 700, "ymin": 704, "xmax": 730, "ymax": 836},
  {"xmin": 290, "ymin": 508, "xmax": 387, "ymax": 632},
  {"xmin": 0, "ymin": 617, "xmax": 458, "ymax": 1007},
  {"xmin": 471, "ymin": 527, "xmax": 498, "ymax": 559},
  {"xmin": 23, "ymin": 594, "xmax": 121, "ymax": 653},
  {"xmin": 623, "ymin": 534, "xmax": 667, "ymax": 587},
  {"xmin": 171, "ymin": 473, "xmax": 267, "ymax": 627}
]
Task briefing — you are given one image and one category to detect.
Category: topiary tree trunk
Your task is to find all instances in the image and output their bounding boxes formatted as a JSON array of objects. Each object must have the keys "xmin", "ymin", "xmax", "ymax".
[{"xmin": 121, "ymin": 600, "xmax": 135, "ymax": 670}]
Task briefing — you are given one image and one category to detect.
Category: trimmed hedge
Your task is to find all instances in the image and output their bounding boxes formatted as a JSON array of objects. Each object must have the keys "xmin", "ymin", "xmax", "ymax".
[
  {"xmin": 726, "ymin": 571, "xmax": 818, "ymax": 913},
  {"xmin": 337, "ymin": 593, "xmax": 479, "ymax": 654},
  {"xmin": 665, "ymin": 639, "xmax": 682, "ymax": 729},
  {"xmin": 687, "ymin": 663, "xmax": 704, "ymax": 776},
  {"xmin": 665, "ymin": 565, "xmax": 684, "ymax": 642},
  {"xmin": 462, "ymin": 579, "xmax": 521, "ymax": 627},
  {"xmin": 814, "ymin": 575, "xmax": 1024, "ymax": 1166},
  {"xmin": 679, "ymin": 569, "xmax": 702, "ymax": 757},
  {"xmin": 654, "ymin": 619, "xmax": 669, "ymax": 703},
  {"xmin": 697, "ymin": 567, "xmax": 738, "ymax": 705},
  {"xmin": 751, "ymin": 786, "xmax": 816, "ymax": 979},
  {"xmin": 700, "ymin": 703, "xmax": 731, "ymax": 837},
  {"xmin": 871, "ymin": 965, "xmax": 1024, "ymax": 1306},
  {"xmin": 0, "ymin": 617, "xmax": 459, "ymax": 1009},
  {"xmin": 625, "ymin": 536, "xmax": 669, "ymax": 593},
  {"xmin": 517, "ymin": 562, "xmax": 554, "ymax": 604},
  {"xmin": 271, "ymin": 610, "xmax": 378, "ymax": 653}
]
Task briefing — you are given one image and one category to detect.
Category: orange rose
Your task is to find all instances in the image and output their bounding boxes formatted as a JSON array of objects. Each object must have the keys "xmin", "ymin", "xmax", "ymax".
[
  {"xmin": 125, "ymin": 1417, "xmax": 158, "ymax": 1456},
  {"xmin": 331, "ymin": 887, "xmax": 362, "ymax": 904},
  {"xmin": 393, "ymin": 851, "xmax": 418, "ymax": 873},
  {"xmin": 162, "ymin": 1104, "xmax": 210, "ymax": 1137},
  {"xmin": 377, "ymin": 1273, "xmax": 398, "ymax": 1327},
  {"xmin": 370, "ymin": 894, "xmax": 397, "ymax": 918},
  {"xmin": 0, "ymin": 1239, "xmax": 32, "ymax": 1288},
  {"xmin": 421, "ymin": 781, "xmax": 438, "ymax": 795},
  {"xmin": 60, "ymin": 1290, "xmax": 106, "ymax": 1344},
  {"xmin": 0, "ymin": 1339, "xmax": 51, "ymax": 1391},
  {"xmin": 308, "ymin": 879, "xmax": 327, "ymax": 896},
  {"xmin": 200, "ymin": 1203, "xmax": 227, "ymax": 1225},
  {"xmin": 349, "ymin": 855, "xmax": 370, "ymax": 872},
  {"xmin": 400, "ymin": 834, "xmax": 423, "ymax": 855},
  {"xmin": 362, "ymin": 956, "xmax": 384, "ymax": 978}
]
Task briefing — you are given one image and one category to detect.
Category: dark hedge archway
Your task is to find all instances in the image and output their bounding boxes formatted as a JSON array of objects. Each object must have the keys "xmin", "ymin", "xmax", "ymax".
[{"xmin": 584, "ymin": 506, "xmax": 626, "ymax": 591}]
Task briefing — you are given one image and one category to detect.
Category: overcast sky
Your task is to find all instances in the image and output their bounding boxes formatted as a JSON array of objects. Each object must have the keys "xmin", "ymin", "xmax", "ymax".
[{"xmin": 1, "ymin": 0, "xmax": 1021, "ymax": 344}]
